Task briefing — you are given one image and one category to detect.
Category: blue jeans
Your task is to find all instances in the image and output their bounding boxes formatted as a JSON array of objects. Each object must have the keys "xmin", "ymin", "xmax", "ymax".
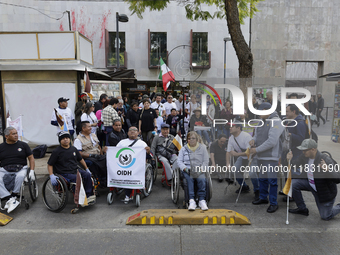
[
  {"xmin": 235, "ymin": 157, "xmax": 259, "ymax": 192},
  {"xmin": 61, "ymin": 169, "xmax": 93, "ymax": 197},
  {"xmin": 197, "ymin": 130, "xmax": 211, "ymax": 143},
  {"xmin": 258, "ymin": 160, "xmax": 278, "ymax": 205},
  {"xmin": 182, "ymin": 171, "xmax": 206, "ymax": 201},
  {"xmin": 292, "ymin": 178, "xmax": 340, "ymax": 221}
]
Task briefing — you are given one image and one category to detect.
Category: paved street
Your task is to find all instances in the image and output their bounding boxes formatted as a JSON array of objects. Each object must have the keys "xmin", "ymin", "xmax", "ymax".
[{"xmin": 1, "ymin": 120, "xmax": 340, "ymax": 255}]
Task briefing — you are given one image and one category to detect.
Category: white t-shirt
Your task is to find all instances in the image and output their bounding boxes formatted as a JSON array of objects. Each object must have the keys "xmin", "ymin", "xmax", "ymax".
[
  {"xmin": 175, "ymin": 100, "xmax": 184, "ymax": 112},
  {"xmin": 307, "ymin": 158, "xmax": 317, "ymax": 192},
  {"xmin": 156, "ymin": 116, "xmax": 164, "ymax": 132},
  {"xmin": 117, "ymin": 138, "xmax": 147, "ymax": 148},
  {"xmin": 81, "ymin": 112, "xmax": 98, "ymax": 134},
  {"xmin": 186, "ymin": 102, "xmax": 200, "ymax": 118},
  {"xmin": 151, "ymin": 101, "xmax": 165, "ymax": 116},
  {"xmin": 51, "ymin": 107, "xmax": 74, "ymax": 132},
  {"xmin": 227, "ymin": 131, "xmax": 252, "ymax": 159},
  {"xmin": 163, "ymin": 102, "xmax": 177, "ymax": 116}
]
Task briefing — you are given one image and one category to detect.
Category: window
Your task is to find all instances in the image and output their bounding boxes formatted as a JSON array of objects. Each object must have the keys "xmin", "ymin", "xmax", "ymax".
[
  {"xmin": 148, "ymin": 30, "xmax": 167, "ymax": 68},
  {"xmin": 190, "ymin": 31, "xmax": 210, "ymax": 69},
  {"xmin": 107, "ymin": 31, "xmax": 126, "ymax": 67}
]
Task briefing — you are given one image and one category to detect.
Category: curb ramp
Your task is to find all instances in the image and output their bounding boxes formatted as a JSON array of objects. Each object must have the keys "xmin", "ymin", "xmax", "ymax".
[
  {"xmin": 126, "ymin": 209, "xmax": 251, "ymax": 225},
  {"xmin": 0, "ymin": 212, "xmax": 13, "ymax": 226}
]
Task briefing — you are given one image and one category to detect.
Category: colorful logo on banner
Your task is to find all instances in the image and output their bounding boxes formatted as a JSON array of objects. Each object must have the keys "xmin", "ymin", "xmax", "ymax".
[
  {"xmin": 198, "ymin": 82, "xmax": 223, "ymax": 106},
  {"xmin": 116, "ymin": 148, "xmax": 136, "ymax": 169}
]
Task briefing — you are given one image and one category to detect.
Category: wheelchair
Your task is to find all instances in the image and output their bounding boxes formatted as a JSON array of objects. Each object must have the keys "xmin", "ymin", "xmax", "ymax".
[
  {"xmin": 0, "ymin": 167, "xmax": 38, "ymax": 212},
  {"xmin": 42, "ymin": 173, "xmax": 95, "ymax": 214},
  {"xmin": 106, "ymin": 162, "xmax": 154, "ymax": 207},
  {"xmin": 171, "ymin": 167, "xmax": 212, "ymax": 208}
]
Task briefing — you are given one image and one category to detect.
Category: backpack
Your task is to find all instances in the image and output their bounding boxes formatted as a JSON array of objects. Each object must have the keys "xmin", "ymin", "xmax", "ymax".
[{"xmin": 32, "ymin": 144, "xmax": 47, "ymax": 159}]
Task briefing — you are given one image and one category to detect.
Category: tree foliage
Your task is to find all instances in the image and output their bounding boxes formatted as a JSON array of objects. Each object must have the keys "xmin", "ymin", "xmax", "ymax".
[{"xmin": 126, "ymin": 0, "xmax": 262, "ymax": 25}]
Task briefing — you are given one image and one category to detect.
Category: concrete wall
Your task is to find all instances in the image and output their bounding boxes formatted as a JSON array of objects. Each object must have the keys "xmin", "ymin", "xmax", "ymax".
[
  {"xmin": 251, "ymin": 0, "xmax": 340, "ymax": 106},
  {"xmin": 0, "ymin": 0, "xmax": 249, "ymax": 86}
]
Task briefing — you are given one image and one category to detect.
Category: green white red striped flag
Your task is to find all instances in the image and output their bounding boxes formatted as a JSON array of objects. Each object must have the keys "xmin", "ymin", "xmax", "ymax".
[{"xmin": 158, "ymin": 57, "xmax": 175, "ymax": 92}]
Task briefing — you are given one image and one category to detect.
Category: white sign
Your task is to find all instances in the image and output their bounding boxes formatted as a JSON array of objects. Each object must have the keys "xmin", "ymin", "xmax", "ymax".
[{"xmin": 106, "ymin": 147, "xmax": 146, "ymax": 189}]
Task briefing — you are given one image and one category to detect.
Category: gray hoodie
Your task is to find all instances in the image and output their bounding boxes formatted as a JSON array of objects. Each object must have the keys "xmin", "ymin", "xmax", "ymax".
[
  {"xmin": 253, "ymin": 112, "xmax": 284, "ymax": 161},
  {"xmin": 177, "ymin": 143, "xmax": 209, "ymax": 178}
]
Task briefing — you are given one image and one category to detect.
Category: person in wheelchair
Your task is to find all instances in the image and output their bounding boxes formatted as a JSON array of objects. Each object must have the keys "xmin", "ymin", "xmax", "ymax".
[
  {"xmin": 117, "ymin": 126, "xmax": 151, "ymax": 204},
  {"xmin": 0, "ymin": 127, "xmax": 35, "ymax": 213},
  {"xmin": 48, "ymin": 131, "xmax": 96, "ymax": 205},
  {"xmin": 74, "ymin": 121, "xmax": 107, "ymax": 182},
  {"xmin": 177, "ymin": 131, "xmax": 209, "ymax": 211},
  {"xmin": 108, "ymin": 119, "xmax": 127, "ymax": 146},
  {"xmin": 151, "ymin": 123, "xmax": 178, "ymax": 183}
]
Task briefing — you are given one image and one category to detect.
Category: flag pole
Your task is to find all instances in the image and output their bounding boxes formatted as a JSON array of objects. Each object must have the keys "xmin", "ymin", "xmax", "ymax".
[{"xmin": 286, "ymin": 158, "xmax": 291, "ymax": 225}]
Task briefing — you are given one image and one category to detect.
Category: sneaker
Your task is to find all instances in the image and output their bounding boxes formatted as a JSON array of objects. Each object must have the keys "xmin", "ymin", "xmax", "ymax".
[
  {"xmin": 188, "ymin": 199, "xmax": 196, "ymax": 211},
  {"xmin": 4, "ymin": 197, "xmax": 15, "ymax": 210},
  {"xmin": 199, "ymin": 200, "xmax": 209, "ymax": 211},
  {"xmin": 87, "ymin": 195, "xmax": 96, "ymax": 204},
  {"xmin": 7, "ymin": 197, "xmax": 20, "ymax": 213},
  {"xmin": 123, "ymin": 195, "xmax": 130, "ymax": 204}
]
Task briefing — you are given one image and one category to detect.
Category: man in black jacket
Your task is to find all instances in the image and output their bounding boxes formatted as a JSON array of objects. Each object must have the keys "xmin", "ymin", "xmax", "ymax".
[
  {"xmin": 316, "ymin": 92, "xmax": 326, "ymax": 126},
  {"xmin": 287, "ymin": 139, "xmax": 340, "ymax": 220}
]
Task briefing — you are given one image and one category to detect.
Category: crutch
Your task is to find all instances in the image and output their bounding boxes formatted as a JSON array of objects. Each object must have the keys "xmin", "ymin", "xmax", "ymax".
[
  {"xmin": 235, "ymin": 148, "xmax": 253, "ymax": 206},
  {"xmin": 224, "ymin": 155, "xmax": 236, "ymax": 195},
  {"xmin": 282, "ymin": 152, "xmax": 292, "ymax": 225}
]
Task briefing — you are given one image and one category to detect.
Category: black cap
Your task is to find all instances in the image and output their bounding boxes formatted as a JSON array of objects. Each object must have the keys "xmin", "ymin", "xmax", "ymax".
[
  {"xmin": 58, "ymin": 97, "xmax": 70, "ymax": 104},
  {"xmin": 58, "ymin": 131, "xmax": 71, "ymax": 143}
]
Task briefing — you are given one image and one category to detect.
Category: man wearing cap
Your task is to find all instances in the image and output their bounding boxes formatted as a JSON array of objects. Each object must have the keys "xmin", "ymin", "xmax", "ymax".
[
  {"xmin": 51, "ymin": 97, "xmax": 75, "ymax": 137},
  {"xmin": 151, "ymin": 123, "xmax": 178, "ymax": 182},
  {"xmin": 287, "ymin": 139, "xmax": 340, "ymax": 220},
  {"xmin": 250, "ymin": 102, "xmax": 284, "ymax": 213},
  {"xmin": 48, "ymin": 131, "xmax": 96, "ymax": 205},
  {"xmin": 226, "ymin": 123, "xmax": 260, "ymax": 198},
  {"xmin": 75, "ymin": 92, "xmax": 88, "ymax": 123}
]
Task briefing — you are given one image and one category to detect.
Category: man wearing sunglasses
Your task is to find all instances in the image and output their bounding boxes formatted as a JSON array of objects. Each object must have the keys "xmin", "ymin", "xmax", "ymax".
[
  {"xmin": 163, "ymin": 95, "xmax": 177, "ymax": 117},
  {"xmin": 287, "ymin": 139, "xmax": 340, "ymax": 220}
]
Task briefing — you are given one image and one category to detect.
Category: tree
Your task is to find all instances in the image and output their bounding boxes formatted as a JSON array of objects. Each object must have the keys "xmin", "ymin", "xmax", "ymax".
[{"xmin": 126, "ymin": 0, "xmax": 262, "ymax": 101}]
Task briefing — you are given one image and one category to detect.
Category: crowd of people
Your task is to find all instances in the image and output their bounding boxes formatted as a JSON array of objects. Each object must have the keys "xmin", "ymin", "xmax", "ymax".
[{"xmin": 1, "ymin": 88, "xmax": 339, "ymax": 222}]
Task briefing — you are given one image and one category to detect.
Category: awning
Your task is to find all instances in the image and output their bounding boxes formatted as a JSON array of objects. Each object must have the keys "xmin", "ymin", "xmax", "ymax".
[
  {"xmin": 0, "ymin": 60, "xmax": 111, "ymax": 79},
  {"xmin": 319, "ymin": 72, "xmax": 340, "ymax": 81}
]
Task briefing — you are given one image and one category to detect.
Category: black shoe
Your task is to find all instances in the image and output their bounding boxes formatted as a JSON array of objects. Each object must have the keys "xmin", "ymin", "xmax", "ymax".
[
  {"xmin": 283, "ymin": 196, "xmax": 294, "ymax": 202},
  {"xmin": 278, "ymin": 190, "xmax": 285, "ymax": 196},
  {"xmin": 225, "ymin": 178, "xmax": 234, "ymax": 184},
  {"xmin": 235, "ymin": 185, "xmax": 250, "ymax": 193},
  {"xmin": 252, "ymin": 198, "xmax": 269, "ymax": 205},
  {"xmin": 289, "ymin": 208, "xmax": 309, "ymax": 216},
  {"xmin": 218, "ymin": 177, "xmax": 223, "ymax": 183},
  {"xmin": 254, "ymin": 191, "xmax": 259, "ymax": 200},
  {"xmin": 267, "ymin": 205, "xmax": 278, "ymax": 213}
]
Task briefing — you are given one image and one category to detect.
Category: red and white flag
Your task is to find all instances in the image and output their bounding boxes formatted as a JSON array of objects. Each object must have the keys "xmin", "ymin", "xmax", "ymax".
[{"xmin": 158, "ymin": 57, "xmax": 175, "ymax": 92}]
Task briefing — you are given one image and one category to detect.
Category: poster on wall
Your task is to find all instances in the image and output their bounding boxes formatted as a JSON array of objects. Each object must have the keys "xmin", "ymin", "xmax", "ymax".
[
  {"xmin": 331, "ymin": 83, "xmax": 340, "ymax": 143},
  {"xmin": 81, "ymin": 80, "xmax": 121, "ymax": 101}
]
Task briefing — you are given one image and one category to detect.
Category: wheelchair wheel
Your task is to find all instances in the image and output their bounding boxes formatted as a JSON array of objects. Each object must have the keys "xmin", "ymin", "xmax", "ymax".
[
  {"xmin": 42, "ymin": 175, "xmax": 68, "ymax": 213},
  {"xmin": 28, "ymin": 173, "xmax": 38, "ymax": 202},
  {"xmin": 136, "ymin": 193, "xmax": 141, "ymax": 207},
  {"xmin": 206, "ymin": 172, "xmax": 213, "ymax": 202},
  {"xmin": 143, "ymin": 163, "xmax": 154, "ymax": 197},
  {"xmin": 107, "ymin": 192, "xmax": 114, "ymax": 205},
  {"xmin": 171, "ymin": 168, "xmax": 180, "ymax": 204},
  {"xmin": 153, "ymin": 156, "xmax": 158, "ymax": 182}
]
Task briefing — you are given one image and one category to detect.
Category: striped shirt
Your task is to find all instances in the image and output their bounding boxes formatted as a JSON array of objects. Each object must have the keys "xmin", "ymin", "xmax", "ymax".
[{"xmin": 102, "ymin": 105, "xmax": 119, "ymax": 127}]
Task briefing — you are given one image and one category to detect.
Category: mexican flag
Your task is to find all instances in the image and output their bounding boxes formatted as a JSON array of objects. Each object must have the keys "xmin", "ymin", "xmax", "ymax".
[{"xmin": 158, "ymin": 57, "xmax": 175, "ymax": 92}]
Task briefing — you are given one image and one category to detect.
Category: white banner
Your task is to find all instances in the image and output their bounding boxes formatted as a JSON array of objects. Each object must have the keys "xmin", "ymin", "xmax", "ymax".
[{"xmin": 107, "ymin": 147, "xmax": 146, "ymax": 189}]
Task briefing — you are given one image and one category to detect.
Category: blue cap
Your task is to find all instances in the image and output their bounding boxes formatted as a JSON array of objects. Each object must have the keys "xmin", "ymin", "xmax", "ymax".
[
  {"xmin": 258, "ymin": 102, "xmax": 272, "ymax": 110},
  {"xmin": 161, "ymin": 124, "xmax": 170, "ymax": 129}
]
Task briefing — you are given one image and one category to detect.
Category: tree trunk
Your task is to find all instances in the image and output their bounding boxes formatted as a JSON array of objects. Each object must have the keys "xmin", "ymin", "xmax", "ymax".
[{"xmin": 225, "ymin": 0, "xmax": 253, "ymax": 107}]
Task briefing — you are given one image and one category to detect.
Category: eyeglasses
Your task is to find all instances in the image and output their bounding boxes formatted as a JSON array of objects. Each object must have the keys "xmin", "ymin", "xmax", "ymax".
[{"xmin": 129, "ymin": 129, "xmax": 138, "ymax": 132}]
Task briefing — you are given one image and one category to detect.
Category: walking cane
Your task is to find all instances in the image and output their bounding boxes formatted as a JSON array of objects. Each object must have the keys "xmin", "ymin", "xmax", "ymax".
[
  {"xmin": 283, "ymin": 150, "xmax": 292, "ymax": 225},
  {"xmin": 224, "ymin": 155, "xmax": 236, "ymax": 195},
  {"xmin": 235, "ymin": 148, "xmax": 253, "ymax": 206}
]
